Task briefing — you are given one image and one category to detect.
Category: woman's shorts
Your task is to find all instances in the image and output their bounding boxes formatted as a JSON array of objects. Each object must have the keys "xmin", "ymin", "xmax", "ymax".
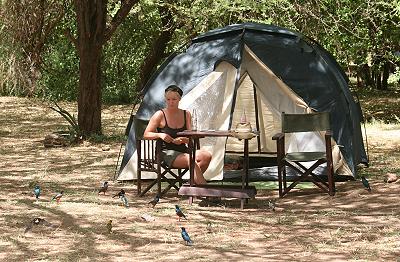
[{"xmin": 160, "ymin": 149, "xmax": 186, "ymax": 167}]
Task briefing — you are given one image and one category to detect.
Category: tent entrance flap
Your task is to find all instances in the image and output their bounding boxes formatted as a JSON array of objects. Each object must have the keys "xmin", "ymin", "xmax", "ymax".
[{"xmin": 179, "ymin": 61, "xmax": 237, "ymax": 181}]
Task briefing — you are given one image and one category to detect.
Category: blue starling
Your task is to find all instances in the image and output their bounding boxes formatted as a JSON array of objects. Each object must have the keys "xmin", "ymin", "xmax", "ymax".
[
  {"xmin": 98, "ymin": 181, "xmax": 109, "ymax": 195},
  {"xmin": 175, "ymin": 205, "xmax": 187, "ymax": 221},
  {"xmin": 148, "ymin": 194, "xmax": 160, "ymax": 208},
  {"xmin": 33, "ymin": 185, "xmax": 41, "ymax": 200},
  {"xmin": 51, "ymin": 191, "xmax": 64, "ymax": 203},
  {"xmin": 121, "ymin": 194, "xmax": 129, "ymax": 207},
  {"xmin": 268, "ymin": 200, "xmax": 276, "ymax": 211},
  {"xmin": 112, "ymin": 189, "xmax": 125, "ymax": 198},
  {"xmin": 361, "ymin": 176, "xmax": 371, "ymax": 192},
  {"xmin": 112, "ymin": 189, "xmax": 129, "ymax": 207},
  {"xmin": 181, "ymin": 227, "xmax": 193, "ymax": 246}
]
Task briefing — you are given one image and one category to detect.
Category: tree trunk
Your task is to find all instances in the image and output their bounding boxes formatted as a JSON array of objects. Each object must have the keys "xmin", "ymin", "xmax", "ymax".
[
  {"xmin": 360, "ymin": 64, "xmax": 373, "ymax": 88},
  {"xmin": 382, "ymin": 61, "xmax": 390, "ymax": 90},
  {"xmin": 75, "ymin": 0, "xmax": 106, "ymax": 136},
  {"xmin": 70, "ymin": 0, "xmax": 138, "ymax": 137},
  {"xmin": 376, "ymin": 69, "xmax": 382, "ymax": 90},
  {"xmin": 77, "ymin": 45, "xmax": 103, "ymax": 136}
]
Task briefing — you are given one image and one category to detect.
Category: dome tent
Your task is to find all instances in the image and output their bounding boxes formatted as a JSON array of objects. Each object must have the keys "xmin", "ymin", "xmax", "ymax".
[{"xmin": 117, "ymin": 22, "xmax": 368, "ymax": 182}]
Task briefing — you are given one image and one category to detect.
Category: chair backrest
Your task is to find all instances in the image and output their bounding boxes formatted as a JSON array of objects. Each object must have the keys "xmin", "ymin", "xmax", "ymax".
[
  {"xmin": 282, "ymin": 112, "xmax": 330, "ymax": 133},
  {"xmin": 134, "ymin": 116, "xmax": 150, "ymax": 140},
  {"xmin": 134, "ymin": 115, "xmax": 160, "ymax": 171}
]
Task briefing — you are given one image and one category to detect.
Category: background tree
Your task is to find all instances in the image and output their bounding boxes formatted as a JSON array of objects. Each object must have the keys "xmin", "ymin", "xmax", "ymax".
[
  {"xmin": 1, "ymin": 0, "xmax": 399, "ymax": 135},
  {"xmin": 290, "ymin": 0, "xmax": 400, "ymax": 90},
  {"xmin": 0, "ymin": 0, "xmax": 64, "ymax": 96},
  {"xmin": 65, "ymin": 0, "xmax": 138, "ymax": 136}
]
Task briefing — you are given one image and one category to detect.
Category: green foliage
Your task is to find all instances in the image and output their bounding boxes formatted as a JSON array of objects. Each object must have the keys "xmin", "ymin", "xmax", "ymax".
[
  {"xmin": 50, "ymin": 102, "xmax": 83, "ymax": 143},
  {"xmin": 101, "ymin": 2, "xmax": 160, "ymax": 104},
  {"xmin": 1, "ymin": 0, "xmax": 400, "ymax": 103},
  {"xmin": 0, "ymin": 0, "xmax": 66, "ymax": 97},
  {"xmin": 35, "ymin": 1, "xmax": 78, "ymax": 101},
  {"xmin": 38, "ymin": 32, "xmax": 79, "ymax": 101}
]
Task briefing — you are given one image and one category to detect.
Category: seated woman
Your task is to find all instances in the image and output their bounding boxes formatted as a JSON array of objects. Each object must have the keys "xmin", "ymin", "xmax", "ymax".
[{"xmin": 143, "ymin": 85, "xmax": 212, "ymax": 185}]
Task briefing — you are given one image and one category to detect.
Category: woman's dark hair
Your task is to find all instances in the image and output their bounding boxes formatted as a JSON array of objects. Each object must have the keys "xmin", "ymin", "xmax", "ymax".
[{"xmin": 165, "ymin": 85, "xmax": 183, "ymax": 97}]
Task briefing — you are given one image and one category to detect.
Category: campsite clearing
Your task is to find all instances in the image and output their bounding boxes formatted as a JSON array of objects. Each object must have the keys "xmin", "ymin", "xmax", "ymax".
[{"xmin": 0, "ymin": 95, "xmax": 400, "ymax": 261}]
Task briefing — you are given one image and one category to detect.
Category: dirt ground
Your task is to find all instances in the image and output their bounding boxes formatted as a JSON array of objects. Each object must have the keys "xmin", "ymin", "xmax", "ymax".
[{"xmin": 1, "ymin": 96, "xmax": 400, "ymax": 262}]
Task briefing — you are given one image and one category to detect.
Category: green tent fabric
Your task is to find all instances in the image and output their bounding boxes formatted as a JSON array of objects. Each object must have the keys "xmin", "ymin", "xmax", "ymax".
[{"xmin": 117, "ymin": 22, "xmax": 368, "ymax": 182}]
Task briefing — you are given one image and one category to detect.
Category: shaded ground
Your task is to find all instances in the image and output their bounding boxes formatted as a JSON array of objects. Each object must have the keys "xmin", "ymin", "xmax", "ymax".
[{"xmin": 1, "ymin": 96, "xmax": 400, "ymax": 261}]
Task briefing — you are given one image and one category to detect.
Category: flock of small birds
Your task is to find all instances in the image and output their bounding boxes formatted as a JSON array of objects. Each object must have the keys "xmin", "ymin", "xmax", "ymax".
[
  {"xmin": 27, "ymin": 181, "xmax": 196, "ymax": 245},
  {"xmin": 25, "ymin": 176, "xmax": 374, "ymax": 245}
]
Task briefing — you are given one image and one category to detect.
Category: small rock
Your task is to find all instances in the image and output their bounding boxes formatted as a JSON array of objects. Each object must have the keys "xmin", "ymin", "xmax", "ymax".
[
  {"xmin": 43, "ymin": 133, "xmax": 68, "ymax": 147},
  {"xmin": 274, "ymin": 207, "xmax": 285, "ymax": 212},
  {"xmin": 140, "ymin": 214, "xmax": 155, "ymax": 222},
  {"xmin": 384, "ymin": 173, "xmax": 398, "ymax": 183}
]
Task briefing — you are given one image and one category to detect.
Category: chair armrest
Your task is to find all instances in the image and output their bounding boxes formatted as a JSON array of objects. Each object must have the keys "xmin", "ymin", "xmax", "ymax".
[
  {"xmin": 272, "ymin": 133, "xmax": 284, "ymax": 141},
  {"xmin": 272, "ymin": 133, "xmax": 285, "ymax": 159},
  {"xmin": 324, "ymin": 131, "xmax": 332, "ymax": 147},
  {"xmin": 325, "ymin": 130, "xmax": 332, "ymax": 139}
]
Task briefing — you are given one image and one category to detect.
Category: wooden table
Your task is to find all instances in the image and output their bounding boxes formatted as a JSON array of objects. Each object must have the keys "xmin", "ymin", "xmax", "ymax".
[{"xmin": 176, "ymin": 130, "xmax": 257, "ymax": 209}]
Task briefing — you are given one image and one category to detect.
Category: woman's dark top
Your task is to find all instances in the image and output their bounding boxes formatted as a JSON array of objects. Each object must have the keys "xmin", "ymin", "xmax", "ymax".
[{"xmin": 157, "ymin": 109, "xmax": 189, "ymax": 153}]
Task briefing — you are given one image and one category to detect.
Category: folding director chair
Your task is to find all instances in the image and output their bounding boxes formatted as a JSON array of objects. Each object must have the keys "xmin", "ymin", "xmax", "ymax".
[
  {"xmin": 135, "ymin": 116, "xmax": 188, "ymax": 197},
  {"xmin": 272, "ymin": 112, "xmax": 335, "ymax": 198}
]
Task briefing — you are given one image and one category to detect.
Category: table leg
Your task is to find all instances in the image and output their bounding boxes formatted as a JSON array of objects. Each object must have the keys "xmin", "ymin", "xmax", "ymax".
[
  {"xmin": 243, "ymin": 139, "xmax": 249, "ymax": 189},
  {"xmin": 243, "ymin": 139, "xmax": 250, "ymax": 208},
  {"xmin": 244, "ymin": 139, "xmax": 249, "ymax": 187},
  {"xmin": 187, "ymin": 138, "xmax": 199, "ymax": 205},
  {"xmin": 188, "ymin": 138, "xmax": 194, "ymax": 187}
]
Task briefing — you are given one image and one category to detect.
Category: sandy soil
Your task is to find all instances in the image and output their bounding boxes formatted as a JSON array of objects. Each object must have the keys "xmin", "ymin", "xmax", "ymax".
[{"xmin": 0, "ymin": 96, "xmax": 399, "ymax": 262}]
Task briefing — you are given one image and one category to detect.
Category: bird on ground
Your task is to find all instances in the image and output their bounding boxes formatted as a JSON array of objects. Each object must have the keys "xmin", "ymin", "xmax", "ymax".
[
  {"xmin": 113, "ymin": 189, "xmax": 129, "ymax": 207},
  {"xmin": 206, "ymin": 222, "xmax": 212, "ymax": 233},
  {"xmin": 112, "ymin": 189, "xmax": 125, "ymax": 198},
  {"xmin": 106, "ymin": 220, "xmax": 112, "ymax": 234},
  {"xmin": 51, "ymin": 191, "xmax": 64, "ymax": 203},
  {"xmin": 268, "ymin": 199, "xmax": 276, "ymax": 211},
  {"xmin": 361, "ymin": 176, "xmax": 371, "ymax": 192},
  {"xmin": 98, "ymin": 181, "xmax": 109, "ymax": 195},
  {"xmin": 181, "ymin": 227, "xmax": 193, "ymax": 246},
  {"xmin": 33, "ymin": 185, "xmax": 41, "ymax": 200},
  {"xmin": 24, "ymin": 217, "xmax": 54, "ymax": 233},
  {"xmin": 148, "ymin": 194, "xmax": 160, "ymax": 208},
  {"xmin": 121, "ymin": 194, "xmax": 129, "ymax": 207},
  {"xmin": 175, "ymin": 205, "xmax": 187, "ymax": 221}
]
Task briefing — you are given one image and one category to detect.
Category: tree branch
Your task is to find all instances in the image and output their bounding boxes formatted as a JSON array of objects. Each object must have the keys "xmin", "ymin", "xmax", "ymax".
[
  {"xmin": 50, "ymin": 102, "xmax": 81, "ymax": 136},
  {"xmin": 135, "ymin": 3, "xmax": 180, "ymax": 93},
  {"xmin": 102, "ymin": 0, "xmax": 139, "ymax": 44},
  {"xmin": 64, "ymin": 29, "xmax": 78, "ymax": 49}
]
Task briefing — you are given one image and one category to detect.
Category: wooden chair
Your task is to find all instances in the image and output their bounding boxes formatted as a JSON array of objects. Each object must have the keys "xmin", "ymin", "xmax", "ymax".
[
  {"xmin": 272, "ymin": 112, "xmax": 335, "ymax": 197},
  {"xmin": 135, "ymin": 116, "xmax": 188, "ymax": 197}
]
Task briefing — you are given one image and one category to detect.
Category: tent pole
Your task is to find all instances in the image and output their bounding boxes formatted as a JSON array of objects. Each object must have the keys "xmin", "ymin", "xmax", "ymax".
[{"xmin": 253, "ymin": 83, "xmax": 261, "ymax": 154}]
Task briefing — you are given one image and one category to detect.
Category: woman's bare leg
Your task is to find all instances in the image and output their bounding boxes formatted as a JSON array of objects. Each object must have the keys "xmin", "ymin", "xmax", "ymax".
[
  {"xmin": 172, "ymin": 153, "xmax": 208, "ymax": 185},
  {"xmin": 196, "ymin": 149, "xmax": 212, "ymax": 173}
]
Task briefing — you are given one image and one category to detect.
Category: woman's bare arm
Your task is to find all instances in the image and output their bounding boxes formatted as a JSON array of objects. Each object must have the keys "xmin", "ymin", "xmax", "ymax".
[{"xmin": 143, "ymin": 111, "xmax": 174, "ymax": 143}]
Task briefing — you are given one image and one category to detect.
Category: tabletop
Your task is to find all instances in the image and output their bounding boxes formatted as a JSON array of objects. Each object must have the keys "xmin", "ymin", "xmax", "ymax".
[{"xmin": 177, "ymin": 130, "xmax": 232, "ymax": 138}]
